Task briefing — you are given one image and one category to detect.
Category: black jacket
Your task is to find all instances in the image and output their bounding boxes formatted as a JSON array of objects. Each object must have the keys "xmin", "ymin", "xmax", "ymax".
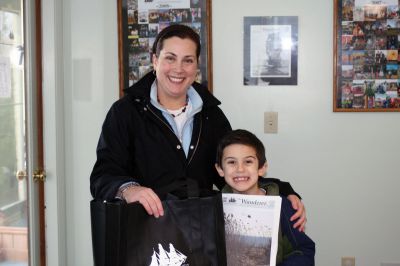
[
  {"xmin": 90, "ymin": 72, "xmax": 298, "ymax": 200},
  {"xmin": 90, "ymin": 72, "xmax": 232, "ymax": 200}
]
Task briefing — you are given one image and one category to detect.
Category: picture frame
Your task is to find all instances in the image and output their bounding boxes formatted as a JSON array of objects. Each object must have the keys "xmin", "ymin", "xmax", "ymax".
[
  {"xmin": 243, "ymin": 16, "xmax": 298, "ymax": 86},
  {"xmin": 117, "ymin": 0, "xmax": 213, "ymax": 97},
  {"xmin": 334, "ymin": 0, "xmax": 400, "ymax": 112}
]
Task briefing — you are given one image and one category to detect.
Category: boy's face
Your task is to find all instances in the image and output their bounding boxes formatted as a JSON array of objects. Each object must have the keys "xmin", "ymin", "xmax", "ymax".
[{"xmin": 215, "ymin": 144, "xmax": 267, "ymax": 195}]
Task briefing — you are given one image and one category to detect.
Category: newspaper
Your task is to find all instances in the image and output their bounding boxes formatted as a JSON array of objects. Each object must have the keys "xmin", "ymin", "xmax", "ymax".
[{"xmin": 222, "ymin": 194, "xmax": 282, "ymax": 266}]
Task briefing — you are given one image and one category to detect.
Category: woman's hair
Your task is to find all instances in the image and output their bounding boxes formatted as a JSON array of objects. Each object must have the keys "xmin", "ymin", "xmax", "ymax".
[
  {"xmin": 152, "ymin": 24, "xmax": 201, "ymax": 59},
  {"xmin": 215, "ymin": 129, "xmax": 267, "ymax": 169}
]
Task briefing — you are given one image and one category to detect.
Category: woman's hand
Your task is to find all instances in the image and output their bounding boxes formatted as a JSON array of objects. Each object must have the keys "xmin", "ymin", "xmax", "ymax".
[
  {"xmin": 123, "ymin": 186, "xmax": 164, "ymax": 218},
  {"xmin": 287, "ymin": 195, "xmax": 307, "ymax": 232}
]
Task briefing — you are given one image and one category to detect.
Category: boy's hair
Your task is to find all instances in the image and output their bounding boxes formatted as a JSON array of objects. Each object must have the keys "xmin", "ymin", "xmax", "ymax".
[
  {"xmin": 152, "ymin": 24, "xmax": 201, "ymax": 60},
  {"xmin": 215, "ymin": 129, "xmax": 267, "ymax": 169}
]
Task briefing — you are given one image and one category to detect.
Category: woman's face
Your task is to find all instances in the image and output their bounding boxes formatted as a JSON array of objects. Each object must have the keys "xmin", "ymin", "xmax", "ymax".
[{"xmin": 153, "ymin": 37, "xmax": 198, "ymax": 100}]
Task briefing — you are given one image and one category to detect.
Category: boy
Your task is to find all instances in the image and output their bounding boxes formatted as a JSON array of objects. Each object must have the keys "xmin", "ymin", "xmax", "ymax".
[{"xmin": 215, "ymin": 129, "xmax": 315, "ymax": 266}]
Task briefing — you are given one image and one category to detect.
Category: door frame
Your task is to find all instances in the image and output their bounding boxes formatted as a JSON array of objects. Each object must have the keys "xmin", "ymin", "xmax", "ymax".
[
  {"xmin": 40, "ymin": 0, "xmax": 68, "ymax": 265},
  {"xmin": 24, "ymin": 0, "xmax": 44, "ymax": 264},
  {"xmin": 24, "ymin": 0, "xmax": 68, "ymax": 265}
]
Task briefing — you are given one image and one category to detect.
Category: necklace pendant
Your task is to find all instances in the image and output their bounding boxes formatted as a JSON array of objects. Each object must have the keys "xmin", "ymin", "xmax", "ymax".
[{"xmin": 170, "ymin": 105, "xmax": 187, "ymax": 118}]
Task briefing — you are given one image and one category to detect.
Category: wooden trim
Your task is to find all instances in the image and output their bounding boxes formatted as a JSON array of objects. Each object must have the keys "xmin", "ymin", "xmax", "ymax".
[
  {"xmin": 117, "ymin": 0, "xmax": 124, "ymax": 98},
  {"xmin": 333, "ymin": 0, "xmax": 338, "ymax": 112},
  {"xmin": 34, "ymin": 0, "xmax": 46, "ymax": 265},
  {"xmin": 206, "ymin": 0, "xmax": 213, "ymax": 92}
]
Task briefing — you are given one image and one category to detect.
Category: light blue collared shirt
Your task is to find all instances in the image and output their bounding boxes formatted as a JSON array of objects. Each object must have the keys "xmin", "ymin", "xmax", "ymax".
[{"xmin": 150, "ymin": 81, "xmax": 203, "ymax": 156}]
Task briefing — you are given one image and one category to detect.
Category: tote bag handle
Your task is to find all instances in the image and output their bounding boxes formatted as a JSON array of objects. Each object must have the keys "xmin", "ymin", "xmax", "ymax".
[{"xmin": 154, "ymin": 177, "xmax": 200, "ymax": 199}]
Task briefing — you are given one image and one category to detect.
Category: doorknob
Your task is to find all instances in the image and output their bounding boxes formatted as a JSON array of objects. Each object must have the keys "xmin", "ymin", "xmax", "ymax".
[
  {"xmin": 16, "ymin": 170, "xmax": 27, "ymax": 181},
  {"xmin": 33, "ymin": 169, "xmax": 46, "ymax": 182}
]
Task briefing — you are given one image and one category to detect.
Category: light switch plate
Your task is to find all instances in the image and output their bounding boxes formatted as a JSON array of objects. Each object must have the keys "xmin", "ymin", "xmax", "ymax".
[
  {"xmin": 264, "ymin": 112, "xmax": 278, "ymax": 134},
  {"xmin": 342, "ymin": 257, "xmax": 355, "ymax": 266}
]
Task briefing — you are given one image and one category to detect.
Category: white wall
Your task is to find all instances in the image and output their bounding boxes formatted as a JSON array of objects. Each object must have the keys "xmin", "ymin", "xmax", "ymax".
[
  {"xmin": 44, "ymin": 0, "xmax": 400, "ymax": 265},
  {"xmin": 62, "ymin": 0, "xmax": 119, "ymax": 265},
  {"xmin": 213, "ymin": 1, "xmax": 400, "ymax": 266},
  {"xmin": 43, "ymin": 0, "xmax": 119, "ymax": 265}
]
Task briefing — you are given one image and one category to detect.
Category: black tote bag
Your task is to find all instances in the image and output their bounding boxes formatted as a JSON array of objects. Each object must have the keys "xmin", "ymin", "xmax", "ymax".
[{"xmin": 90, "ymin": 183, "xmax": 227, "ymax": 266}]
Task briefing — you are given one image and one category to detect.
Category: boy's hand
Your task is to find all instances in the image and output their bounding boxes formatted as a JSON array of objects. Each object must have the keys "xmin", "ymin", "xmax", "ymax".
[
  {"xmin": 123, "ymin": 186, "xmax": 164, "ymax": 218},
  {"xmin": 287, "ymin": 195, "xmax": 307, "ymax": 232}
]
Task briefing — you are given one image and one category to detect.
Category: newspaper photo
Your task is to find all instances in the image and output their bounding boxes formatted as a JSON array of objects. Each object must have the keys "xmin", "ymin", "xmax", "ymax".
[{"xmin": 222, "ymin": 194, "xmax": 282, "ymax": 266}]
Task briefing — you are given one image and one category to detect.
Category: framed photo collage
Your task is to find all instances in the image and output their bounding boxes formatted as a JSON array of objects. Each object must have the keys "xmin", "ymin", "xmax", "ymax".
[
  {"xmin": 117, "ymin": 0, "xmax": 212, "ymax": 96},
  {"xmin": 335, "ymin": 0, "xmax": 400, "ymax": 111}
]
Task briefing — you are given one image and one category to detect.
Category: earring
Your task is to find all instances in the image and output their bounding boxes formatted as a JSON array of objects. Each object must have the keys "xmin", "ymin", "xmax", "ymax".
[{"xmin": 152, "ymin": 69, "xmax": 156, "ymax": 75}]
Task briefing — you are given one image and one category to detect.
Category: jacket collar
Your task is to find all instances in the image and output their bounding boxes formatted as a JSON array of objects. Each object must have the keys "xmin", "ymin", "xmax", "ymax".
[{"xmin": 123, "ymin": 71, "xmax": 221, "ymax": 108}]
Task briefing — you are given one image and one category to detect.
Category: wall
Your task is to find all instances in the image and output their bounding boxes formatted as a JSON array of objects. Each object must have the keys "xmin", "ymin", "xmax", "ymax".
[
  {"xmin": 62, "ymin": 0, "xmax": 119, "ymax": 265},
  {"xmin": 42, "ymin": 0, "xmax": 119, "ymax": 265},
  {"xmin": 45, "ymin": 0, "xmax": 400, "ymax": 265},
  {"xmin": 213, "ymin": 1, "xmax": 400, "ymax": 266}
]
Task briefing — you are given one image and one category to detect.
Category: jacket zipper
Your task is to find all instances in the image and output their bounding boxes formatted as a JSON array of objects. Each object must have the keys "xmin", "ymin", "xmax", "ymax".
[
  {"xmin": 187, "ymin": 117, "xmax": 202, "ymax": 166},
  {"xmin": 146, "ymin": 103, "xmax": 201, "ymax": 166},
  {"xmin": 146, "ymin": 103, "xmax": 178, "ymax": 139}
]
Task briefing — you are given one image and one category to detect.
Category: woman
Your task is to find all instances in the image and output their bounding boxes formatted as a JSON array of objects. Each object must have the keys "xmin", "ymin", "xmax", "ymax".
[{"xmin": 90, "ymin": 24, "xmax": 306, "ymax": 229}]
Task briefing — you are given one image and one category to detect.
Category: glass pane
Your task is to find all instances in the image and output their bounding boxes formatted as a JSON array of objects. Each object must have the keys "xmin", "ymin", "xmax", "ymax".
[{"xmin": 0, "ymin": 0, "xmax": 28, "ymax": 265}]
